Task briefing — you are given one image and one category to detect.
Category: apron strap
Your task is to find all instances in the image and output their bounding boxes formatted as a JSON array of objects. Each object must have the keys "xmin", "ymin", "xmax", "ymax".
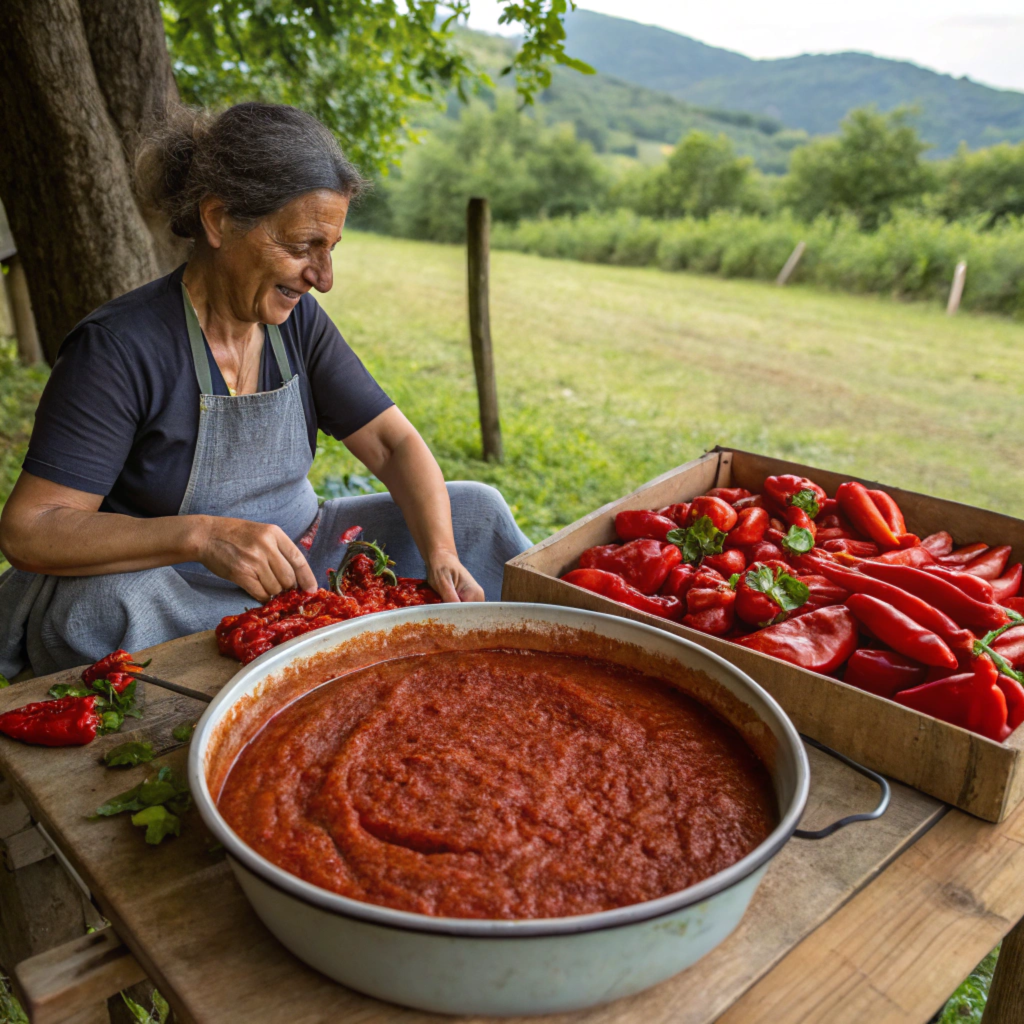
[{"xmin": 182, "ymin": 282, "xmax": 294, "ymax": 393}]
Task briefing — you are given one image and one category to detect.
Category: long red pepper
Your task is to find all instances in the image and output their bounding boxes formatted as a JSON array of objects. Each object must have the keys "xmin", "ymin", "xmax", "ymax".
[
  {"xmin": 836, "ymin": 481, "xmax": 902, "ymax": 550},
  {"xmin": 921, "ymin": 566, "xmax": 995, "ymax": 604},
  {"xmin": 561, "ymin": 568, "xmax": 683, "ymax": 620},
  {"xmin": 866, "ymin": 489, "xmax": 908, "ymax": 537},
  {"xmin": 992, "ymin": 564, "xmax": 1023, "ymax": 604},
  {"xmin": 845, "ymin": 593, "xmax": 959, "ymax": 669},
  {"xmin": 859, "ymin": 562, "xmax": 1010, "ymax": 632},
  {"xmin": 992, "ymin": 626, "xmax": 1024, "ymax": 669},
  {"xmin": 938, "ymin": 542, "xmax": 988, "ymax": 566},
  {"xmin": 997, "ymin": 675, "xmax": 1024, "ymax": 732},
  {"xmin": 921, "ymin": 532, "xmax": 953, "ymax": 556},
  {"xmin": 964, "ymin": 546, "xmax": 1012, "ymax": 580},
  {"xmin": 816, "ymin": 562, "xmax": 972, "ymax": 651}
]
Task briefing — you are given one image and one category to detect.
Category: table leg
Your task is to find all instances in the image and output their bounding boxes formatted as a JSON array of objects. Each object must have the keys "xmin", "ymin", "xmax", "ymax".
[{"xmin": 981, "ymin": 918, "xmax": 1024, "ymax": 1024}]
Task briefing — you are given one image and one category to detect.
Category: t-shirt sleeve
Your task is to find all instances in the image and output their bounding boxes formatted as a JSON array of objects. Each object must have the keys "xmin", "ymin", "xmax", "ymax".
[
  {"xmin": 302, "ymin": 297, "xmax": 393, "ymax": 440},
  {"xmin": 23, "ymin": 322, "xmax": 143, "ymax": 496}
]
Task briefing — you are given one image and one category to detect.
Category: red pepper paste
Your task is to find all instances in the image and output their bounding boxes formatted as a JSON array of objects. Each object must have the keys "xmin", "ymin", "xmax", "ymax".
[{"xmin": 218, "ymin": 650, "xmax": 777, "ymax": 919}]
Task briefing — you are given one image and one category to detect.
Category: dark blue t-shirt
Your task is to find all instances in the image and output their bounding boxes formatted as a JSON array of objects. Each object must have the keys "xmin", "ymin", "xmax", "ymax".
[{"xmin": 24, "ymin": 265, "xmax": 393, "ymax": 518}]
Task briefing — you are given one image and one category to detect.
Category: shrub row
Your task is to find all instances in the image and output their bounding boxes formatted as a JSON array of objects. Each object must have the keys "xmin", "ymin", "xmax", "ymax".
[{"xmin": 491, "ymin": 210, "xmax": 1024, "ymax": 317}]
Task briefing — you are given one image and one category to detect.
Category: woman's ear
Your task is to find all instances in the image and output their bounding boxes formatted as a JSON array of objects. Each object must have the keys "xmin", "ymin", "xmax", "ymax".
[{"xmin": 198, "ymin": 197, "xmax": 229, "ymax": 249}]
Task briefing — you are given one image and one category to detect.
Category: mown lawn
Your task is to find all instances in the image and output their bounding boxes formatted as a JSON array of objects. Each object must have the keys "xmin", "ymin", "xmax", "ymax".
[{"xmin": 312, "ymin": 231, "xmax": 1024, "ymax": 541}]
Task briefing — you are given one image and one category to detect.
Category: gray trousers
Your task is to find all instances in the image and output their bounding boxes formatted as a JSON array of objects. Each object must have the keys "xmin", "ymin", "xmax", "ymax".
[{"xmin": 0, "ymin": 482, "xmax": 532, "ymax": 678}]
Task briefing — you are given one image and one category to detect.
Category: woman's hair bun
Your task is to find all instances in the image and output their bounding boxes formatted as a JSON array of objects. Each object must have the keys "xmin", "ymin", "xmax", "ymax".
[{"xmin": 136, "ymin": 102, "xmax": 367, "ymax": 240}]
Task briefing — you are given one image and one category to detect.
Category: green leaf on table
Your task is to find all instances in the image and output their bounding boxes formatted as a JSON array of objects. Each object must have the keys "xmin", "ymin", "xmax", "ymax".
[
  {"xmin": 130, "ymin": 805, "xmax": 181, "ymax": 845},
  {"xmin": 788, "ymin": 489, "xmax": 821, "ymax": 518},
  {"xmin": 667, "ymin": 516, "xmax": 726, "ymax": 565},
  {"xmin": 92, "ymin": 783, "xmax": 145, "ymax": 818},
  {"xmin": 781, "ymin": 525, "xmax": 816, "ymax": 555},
  {"xmin": 103, "ymin": 742, "xmax": 155, "ymax": 768},
  {"xmin": 172, "ymin": 721, "xmax": 195, "ymax": 743},
  {"xmin": 91, "ymin": 765, "xmax": 190, "ymax": 821},
  {"xmin": 48, "ymin": 683, "xmax": 91, "ymax": 699}
]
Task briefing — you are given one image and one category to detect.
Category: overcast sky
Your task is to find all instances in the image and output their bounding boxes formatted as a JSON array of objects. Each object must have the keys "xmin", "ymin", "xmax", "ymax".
[{"xmin": 466, "ymin": 1, "xmax": 1024, "ymax": 93}]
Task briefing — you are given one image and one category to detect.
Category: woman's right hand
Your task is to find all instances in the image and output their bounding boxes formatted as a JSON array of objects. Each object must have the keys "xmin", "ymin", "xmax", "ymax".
[{"xmin": 191, "ymin": 516, "xmax": 318, "ymax": 601}]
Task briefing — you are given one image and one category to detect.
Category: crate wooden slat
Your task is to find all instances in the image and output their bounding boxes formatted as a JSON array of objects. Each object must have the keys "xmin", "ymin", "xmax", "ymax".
[{"xmin": 504, "ymin": 447, "xmax": 1024, "ymax": 821}]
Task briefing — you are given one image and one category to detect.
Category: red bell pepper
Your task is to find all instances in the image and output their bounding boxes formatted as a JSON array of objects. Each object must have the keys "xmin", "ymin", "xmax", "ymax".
[
  {"xmin": 735, "ymin": 605, "xmax": 857, "ymax": 674},
  {"xmin": 686, "ymin": 496, "xmax": 738, "ymax": 533},
  {"xmin": 845, "ymin": 593, "xmax": 958, "ymax": 669},
  {"xmin": 703, "ymin": 548, "xmax": 746, "ymax": 577},
  {"xmin": 895, "ymin": 655, "xmax": 1008, "ymax": 742},
  {"xmin": 938, "ymin": 542, "xmax": 989, "ymax": 566},
  {"xmin": 836, "ymin": 481, "xmax": 903, "ymax": 550},
  {"xmin": 561, "ymin": 568, "xmax": 682, "ymax": 620},
  {"xmin": 964, "ymin": 546, "xmax": 1012, "ymax": 580},
  {"xmin": 0, "ymin": 695, "xmax": 99, "ymax": 747},
  {"xmin": 734, "ymin": 562, "xmax": 809, "ymax": 628},
  {"xmin": 859, "ymin": 562, "xmax": 1009, "ymax": 633},
  {"xmin": 659, "ymin": 564, "xmax": 697, "ymax": 601},
  {"xmin": 844, "ymin": 648, "xmax": 926, "ymax": 699},
  {"xmin": 656, "ymin": 503, "xmax": 691, "ymax": 527},
  {"xmin": 614, "ymin": 510, "xmax": 679, "ymax": 543},
  {"xmin": 578, "ymin": 539, "xmax": 682, "ymax": 595},
  {"xmin": 763, "ymin": 475, "xmax": 827, "ymax": 515},
  {"xmin": 921, "ymin": 566, "xmax": 995, "ymax": 604},
  {"xmin": 682, "ymin": 567, "xmax": 736, "ymax": 636},
  {"xmin": 816, "ymin": 562, "xmax": 972, "ymax": 652},
  {"xmin": 705, "ymin": 487, "xmax": 752, "ymax": 505},
  {"xmin": 726, "ymin": 506, "xmax": 769, "ymax": 548},
  {"xmin": 992, "ymin": 564, "xmax": 1023, "ymax": 604},
  {"xmin": 921, "ymin": 532, "xmax": 954, "ymax": 557},
  {"xmin": 746, "ymin": 540, "xmax": 786, "ymax": 564}
]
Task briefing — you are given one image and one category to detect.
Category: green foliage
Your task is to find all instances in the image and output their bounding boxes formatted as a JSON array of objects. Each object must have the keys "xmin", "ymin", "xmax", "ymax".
[
  {"xmin": 162, "ymin": 1, "xmax": 590, "ymax": 173},
  {"xmin": 0, "ymin": 974, "xmax": 28, "ymax": 1024},
  {"xmin": 783, "ymin": 108, "xmax": 936, "ymax": 230},
  {"xmin": 937, "ymin": 142, "xmax": 1024, "ymax": 224},
  {"xmin": 492, "ymin": 208, "xmax": 1024, "ymax": 318},
  {"xmin": 104, "ymin": 742, "xmax": 156, "ymax": 768},
  {"xmin": 120, "ymin": 989, "xmax": 171, "ymax": 1024},
  {"xmin": 613, "ymin": 131, "xmax": 756, "ymax": 219},
  {"xmin": 385, "ymin": 98, "xmax": 608, "ymax": 242},
  {"xmin": 937, "ymin": 947, "xmax": 998, "ymax": 1024}
]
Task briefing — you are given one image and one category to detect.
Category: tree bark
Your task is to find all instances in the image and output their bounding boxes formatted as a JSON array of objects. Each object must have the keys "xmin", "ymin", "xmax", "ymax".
[{"xmin": 0, "ymin": 0, "xmax": 163, "ymax": 362}]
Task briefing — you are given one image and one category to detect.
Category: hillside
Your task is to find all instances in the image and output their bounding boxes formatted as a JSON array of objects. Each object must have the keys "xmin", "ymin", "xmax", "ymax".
[
  {"xmin": 458, "ymin": 30, "xmax": 804, "ymax": 173},
  {"xmin": 562, "ymin": 9, "xmax": 1024, "ymax": 156}
]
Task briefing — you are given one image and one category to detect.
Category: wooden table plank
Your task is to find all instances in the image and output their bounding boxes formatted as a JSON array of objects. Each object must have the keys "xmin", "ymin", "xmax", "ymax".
[
  {"xmin": 0, "ymin": 631, "xmax": 945, "ymax": 1024},
  {"xmin": 717, "ymin": 783, "xmax": 1024, "ymax": 1023}
]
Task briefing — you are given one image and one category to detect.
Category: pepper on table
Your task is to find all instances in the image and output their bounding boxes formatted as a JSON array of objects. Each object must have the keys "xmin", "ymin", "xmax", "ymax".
[{"xmin": 0, "ymin": 695, "xmax": 99, "ymax": 747}]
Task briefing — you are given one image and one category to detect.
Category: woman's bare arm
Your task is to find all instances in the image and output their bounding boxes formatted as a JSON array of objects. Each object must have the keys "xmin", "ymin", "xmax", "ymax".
[
  {"xmin": 0, "ymin": 472, "xmax": 316, "ymax": 601},
  {"xmin": 343, "ymin": 406, "xmax": 484, "ymax": 602}
]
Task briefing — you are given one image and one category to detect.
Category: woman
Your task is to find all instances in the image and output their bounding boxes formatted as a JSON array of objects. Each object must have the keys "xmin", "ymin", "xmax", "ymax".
[{"xmin": 0, "ymin": 102, "xmax": 531, "ymax": 678}]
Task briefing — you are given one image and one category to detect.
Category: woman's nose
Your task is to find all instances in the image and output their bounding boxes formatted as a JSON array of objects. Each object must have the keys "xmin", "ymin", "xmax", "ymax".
[{"xmin": 303, "ymin": 252, "xmax": 333, "ymax": 292}]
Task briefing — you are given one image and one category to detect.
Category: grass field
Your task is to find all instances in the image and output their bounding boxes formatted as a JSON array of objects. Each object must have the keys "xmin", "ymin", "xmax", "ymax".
[{"xmin": 310, "ymin": 231, "xmax": 1024, "ymax": 541}]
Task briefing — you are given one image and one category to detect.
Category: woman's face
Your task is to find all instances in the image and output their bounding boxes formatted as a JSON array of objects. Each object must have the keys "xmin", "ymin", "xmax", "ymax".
[{"xmin": 205, "ymin": 189, "xmax": 350, "ymax": 325}]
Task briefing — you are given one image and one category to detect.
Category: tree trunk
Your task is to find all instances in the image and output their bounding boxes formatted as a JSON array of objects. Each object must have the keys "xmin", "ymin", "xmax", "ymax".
[{"xmin": 0, "ymin": 0, "xmax": 177, "ymax": 363}]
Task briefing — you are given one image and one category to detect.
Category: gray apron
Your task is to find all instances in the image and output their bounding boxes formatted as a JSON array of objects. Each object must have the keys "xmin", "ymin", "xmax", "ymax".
[{"xmin": 0, "ymin": 285, "xmax": 532, "ymax": 677}]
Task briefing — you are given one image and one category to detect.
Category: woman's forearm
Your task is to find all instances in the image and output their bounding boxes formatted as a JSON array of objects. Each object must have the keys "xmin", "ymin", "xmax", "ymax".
[{"xmin": 1, "ymin": 503, "xmax": 202, "ymax": 576}]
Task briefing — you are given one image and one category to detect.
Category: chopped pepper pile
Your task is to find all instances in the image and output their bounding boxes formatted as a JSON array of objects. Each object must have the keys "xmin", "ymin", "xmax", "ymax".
[
  {"xmin": 0, "ymin": 649, "xmax": 143, "ymax": 747},
  {"xmin": 561, "ymin": 476, "xmax": 1024, "ymax": 743},
  {"xmin": 216, "ymin": 531, "xmax": 441, "ymax": 665}
]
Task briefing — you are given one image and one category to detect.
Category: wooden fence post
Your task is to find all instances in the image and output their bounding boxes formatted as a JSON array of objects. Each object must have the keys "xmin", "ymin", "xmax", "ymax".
[
  {"xmin": 775, "ymin": 241, "xmax": 806, "ymax": 286},
  {"xmin": 466, "ymin": 197, "xmax": 503, "ymax": 464},
  {"xmin": 946, "ymin": 260, "xmax": 967, "ymax": 316}
]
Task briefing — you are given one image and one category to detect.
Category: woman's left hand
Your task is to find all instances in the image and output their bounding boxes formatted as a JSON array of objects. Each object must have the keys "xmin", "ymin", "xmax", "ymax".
[{"xmin": 428, "ymin": 551, "xmax": 485, "ymax": 603}]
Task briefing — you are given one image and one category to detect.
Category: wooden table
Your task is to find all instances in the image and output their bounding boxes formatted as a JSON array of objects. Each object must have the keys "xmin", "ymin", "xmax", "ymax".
[{"xmin": 3, "ymin": 630, "xmax": 1024, "ymax": 1024}]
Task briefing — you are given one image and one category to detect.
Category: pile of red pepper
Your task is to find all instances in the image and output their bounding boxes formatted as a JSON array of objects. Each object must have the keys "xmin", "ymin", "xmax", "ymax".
[
  {"xmin": 0, "ymin": 650, "xmax": 143, "ymax": 747},
  {"xmin": 561, "ymin": 475, "xmax": 1024, "ymax": 743},
  {"xmin": 216, "ymin": 530, "xmax": 441, "ymax": 665}
]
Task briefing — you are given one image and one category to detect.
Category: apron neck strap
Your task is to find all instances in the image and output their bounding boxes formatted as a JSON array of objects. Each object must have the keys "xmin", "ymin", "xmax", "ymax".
[{"xmin": 181, "ymin": 282, "xmax": 294, "ymax": 395}]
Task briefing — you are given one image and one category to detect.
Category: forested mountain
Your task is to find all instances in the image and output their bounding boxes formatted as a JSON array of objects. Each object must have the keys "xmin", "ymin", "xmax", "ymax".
[{"xmin": 561, "ymin": 9, "xmax": 1024, "ymax": 156}]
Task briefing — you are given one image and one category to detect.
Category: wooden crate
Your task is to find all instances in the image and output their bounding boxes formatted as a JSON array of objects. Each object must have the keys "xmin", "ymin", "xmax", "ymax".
[{"xmin": 503, "ymin": 446, "xmax": 1024, "ymax": 822}]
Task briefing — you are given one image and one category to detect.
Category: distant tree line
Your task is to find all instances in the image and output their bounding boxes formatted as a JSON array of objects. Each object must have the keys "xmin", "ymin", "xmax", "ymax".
[{"xmin": 355, "ymin": 103, "xmax": 1024, "ymax": 242}]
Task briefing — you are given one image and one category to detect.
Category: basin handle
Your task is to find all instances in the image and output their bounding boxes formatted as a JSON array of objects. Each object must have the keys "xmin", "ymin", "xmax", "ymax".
[{"xmin": 793, "ymin": 734, "xmax": 891, "ymax": 840}]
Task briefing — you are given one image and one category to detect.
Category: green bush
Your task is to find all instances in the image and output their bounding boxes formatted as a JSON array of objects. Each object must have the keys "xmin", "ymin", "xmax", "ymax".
[
  {"xmin": 936, "ymin": 141, "xmax": 1024, "ymax": 223},
  {"xmin": 492, "ymin": 209, "xmax": 1024, "ymax": 317},
  {"xmin": 382, "ymin": 98, "xmax": 608, "ymax": 243}
]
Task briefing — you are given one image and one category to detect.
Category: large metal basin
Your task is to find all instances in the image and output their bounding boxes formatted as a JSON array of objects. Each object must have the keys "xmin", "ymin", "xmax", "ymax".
[{"xmin": 189, "ymin": 603, "xmax": 810, "ymax": 1016}]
